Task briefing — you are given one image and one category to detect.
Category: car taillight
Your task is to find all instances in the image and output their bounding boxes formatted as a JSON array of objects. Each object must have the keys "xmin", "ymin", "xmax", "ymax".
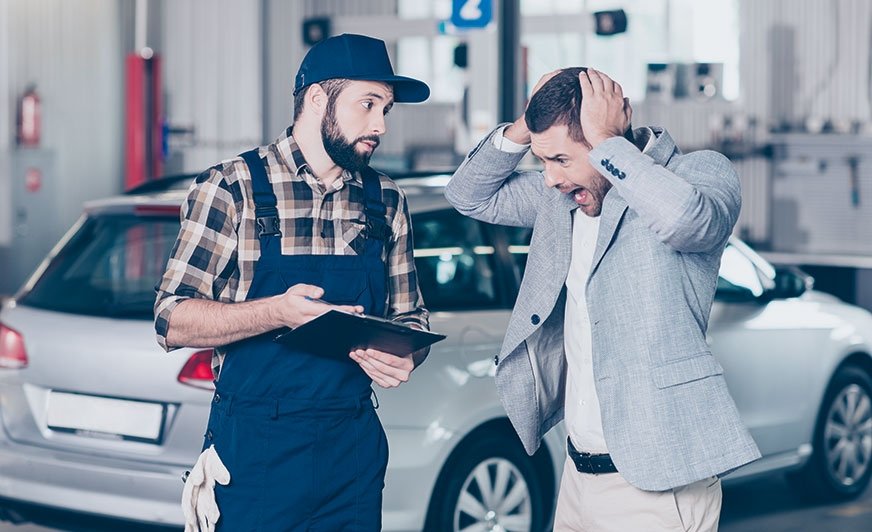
[
  {"xmin": 0, "ymin": 322, "xmax": 28, "ymax": 369},
  {"xmin": 177, "ymin": 349, "xmax": 215, "ymax": 390}
]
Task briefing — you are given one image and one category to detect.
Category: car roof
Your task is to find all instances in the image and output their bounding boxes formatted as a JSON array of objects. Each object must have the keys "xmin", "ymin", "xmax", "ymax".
[{"xmin": 84, "ymin": 172, "xmax": 454, "ymax": 216}]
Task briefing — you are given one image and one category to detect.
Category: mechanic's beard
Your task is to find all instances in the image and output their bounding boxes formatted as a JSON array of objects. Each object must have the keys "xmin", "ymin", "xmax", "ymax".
[{"xmin": 321, "ymin": 111, "xmax": 376, "ymax": 172}]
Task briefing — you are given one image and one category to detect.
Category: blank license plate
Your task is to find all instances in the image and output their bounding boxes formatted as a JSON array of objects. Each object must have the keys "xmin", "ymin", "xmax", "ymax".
[{"xmin": 46, "ymin": 392, "xmax": 166, "ymax": 443}]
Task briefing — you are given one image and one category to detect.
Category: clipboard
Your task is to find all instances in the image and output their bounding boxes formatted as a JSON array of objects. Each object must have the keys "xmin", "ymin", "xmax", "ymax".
[{"xmin": 273, "ymin": 310, "xmax": 446, "ymax": 359}]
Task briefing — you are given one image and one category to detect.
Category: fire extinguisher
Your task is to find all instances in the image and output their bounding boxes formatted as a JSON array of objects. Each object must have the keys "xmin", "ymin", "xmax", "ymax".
[{"xmin": 17, "ymin": 84, "xmax": 41, "ymax": 147}]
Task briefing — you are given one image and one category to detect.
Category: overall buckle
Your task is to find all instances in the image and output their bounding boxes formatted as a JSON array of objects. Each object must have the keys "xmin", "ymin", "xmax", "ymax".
[
  {"xmin": 365, "ymin": 218, "xmax": 391, "ymax": 241},
  {"xmin": 256, "ymin": 215, "xmax": 281, "ymax": 238}
]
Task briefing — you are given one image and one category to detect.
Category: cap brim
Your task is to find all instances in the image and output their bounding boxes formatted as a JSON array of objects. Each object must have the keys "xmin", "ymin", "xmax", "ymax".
[{"xmin": 349, "ymin": 74, "xmax": 431, "ymax": 103}]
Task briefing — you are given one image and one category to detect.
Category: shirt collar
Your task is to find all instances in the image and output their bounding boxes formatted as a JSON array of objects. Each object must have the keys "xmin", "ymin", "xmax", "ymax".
[
  {"xmin": 272, "ymin": 127, "xmax": 362, "ymax": 192},
  {"xmin": 635, "ymin": 126, "xmax": 657, "ymax": 154},
  {"xmin": 632, "ymin": 126, "xmax": 677, "ymax": 166}
]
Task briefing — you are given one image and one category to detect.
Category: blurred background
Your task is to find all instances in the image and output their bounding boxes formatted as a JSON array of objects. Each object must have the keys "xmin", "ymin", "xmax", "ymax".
[
  {"xmin": 1, "ymin": 1, "xmax": 872, "ymax": 531},
  {"xmin": 3, "ymin": 0, "xmax": 872, "ymax": 301}
]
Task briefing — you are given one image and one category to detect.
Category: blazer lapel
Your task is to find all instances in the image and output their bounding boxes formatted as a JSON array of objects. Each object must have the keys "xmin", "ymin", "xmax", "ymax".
[{"xmin": 589, "ymin": 189, "xmax": 628, "ymax": 279}]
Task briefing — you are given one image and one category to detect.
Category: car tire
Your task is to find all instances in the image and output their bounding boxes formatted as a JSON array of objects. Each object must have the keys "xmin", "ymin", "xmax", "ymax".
[
  {"xmin": 788, "ymin": 364, "xmax": 872, "ymax": 501},
  {"xmin": 423, "ymin": 425, "xmax": 552, "ymax": 532}
]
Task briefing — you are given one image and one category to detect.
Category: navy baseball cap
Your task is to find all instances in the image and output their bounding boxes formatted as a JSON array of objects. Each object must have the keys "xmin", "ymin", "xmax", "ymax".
[{"xmin": 294, "ymin": 34, "xmax": 430, "ymax": 103}]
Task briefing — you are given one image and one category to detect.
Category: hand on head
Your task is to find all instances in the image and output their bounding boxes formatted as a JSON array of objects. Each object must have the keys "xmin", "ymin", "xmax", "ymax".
[
  {"xmin": 504, "ymin": 70, "xmax": 562, "ymax": 144},
  {"xmin": 507, "ymin": 68, "xmax": 632, "ymax": 148},
  {"xmin": 577, "ymin": 68, "xmax": 632, "ymax": 149}
]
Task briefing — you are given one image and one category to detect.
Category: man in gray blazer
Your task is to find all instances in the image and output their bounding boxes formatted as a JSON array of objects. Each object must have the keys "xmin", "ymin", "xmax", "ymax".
[{"xmin": 445, "ymin": 67, "xmax": 760, "ymax": 531}]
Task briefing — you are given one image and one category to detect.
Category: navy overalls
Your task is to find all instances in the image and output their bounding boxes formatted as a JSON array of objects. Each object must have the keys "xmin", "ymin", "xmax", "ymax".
[{"xmin": 203, "ymin": 150, "xmax": 390, "ymax": 531}]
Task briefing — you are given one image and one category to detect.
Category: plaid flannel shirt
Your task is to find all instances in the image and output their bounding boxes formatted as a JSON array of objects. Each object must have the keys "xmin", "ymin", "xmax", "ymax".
[{"xmin": 154, "ymin": 128, "xmax": 429, "ymax": 377}]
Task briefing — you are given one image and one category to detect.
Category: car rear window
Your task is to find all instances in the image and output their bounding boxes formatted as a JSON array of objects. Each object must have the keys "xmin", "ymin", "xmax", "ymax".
[
  {"xmin": 20, "ymin": 207, "xmax": 506, "ymax": 319},
  {"xmin": 411, "ymin": 210, "xmax": 500, "ymax": 311},
  {"xmin": 20, "ymin": 214, "xmax": 180, "ymax": 320}
]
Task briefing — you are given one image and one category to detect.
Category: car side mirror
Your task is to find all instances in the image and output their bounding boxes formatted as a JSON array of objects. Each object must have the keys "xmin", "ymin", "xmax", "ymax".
[{"xmin": 770, "ymin": 267, "xmax": 813, "ymax": 300}]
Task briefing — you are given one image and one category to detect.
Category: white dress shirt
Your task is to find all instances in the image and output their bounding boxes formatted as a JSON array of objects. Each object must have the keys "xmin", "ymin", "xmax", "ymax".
[
  {"xmin": 492, "ymin": 124, "xmax": 656, "ymax": 454},
  {"xmin": 564, "ymin": 211, "xmax": 607, "ymax": 452}
]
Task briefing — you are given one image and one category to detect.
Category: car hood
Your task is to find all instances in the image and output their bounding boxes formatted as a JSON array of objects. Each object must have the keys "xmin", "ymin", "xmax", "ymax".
[{"xmin": 800, "ymin": 290, "xmax": 843, "ymax": 305}]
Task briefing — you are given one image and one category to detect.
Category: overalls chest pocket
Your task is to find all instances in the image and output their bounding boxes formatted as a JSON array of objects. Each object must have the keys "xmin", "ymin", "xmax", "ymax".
[
  {"xmin": 278, "ymin": 269, "xmax": 370, "ymax": 307},
  {"xmin": 339, "ymin": 216, "xmax": 368, "ymax": 255},
  {"xmin": 321, "ymin": 271, "xmax": 369, "ymax": 306}
]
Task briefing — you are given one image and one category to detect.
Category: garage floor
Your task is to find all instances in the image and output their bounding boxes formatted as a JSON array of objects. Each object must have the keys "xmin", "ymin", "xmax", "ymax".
[{"xmin": 1, "ymin": 473, "xmax": 870, "ymax": 531}]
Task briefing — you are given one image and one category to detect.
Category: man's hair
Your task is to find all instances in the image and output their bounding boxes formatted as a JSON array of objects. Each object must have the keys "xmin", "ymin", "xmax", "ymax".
[
  {"xmin": 525, "ymin": 67, "xmax": 633, "ymax": 144},
  {"xmin": 293, "ymin": 78, "xmax": 350, "ymax": 121}
]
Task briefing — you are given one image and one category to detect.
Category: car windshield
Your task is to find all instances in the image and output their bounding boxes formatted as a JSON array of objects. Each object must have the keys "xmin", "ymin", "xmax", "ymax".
[{"xmin": 20, "ymin": 214, "xmax": 180, "ymax": 320}]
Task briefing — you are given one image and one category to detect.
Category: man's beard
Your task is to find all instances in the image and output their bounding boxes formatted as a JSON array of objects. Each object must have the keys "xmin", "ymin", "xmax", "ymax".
[
  {"xmin": 584, "ymin": 174, "xmax": 612, "ymax": 217},
  {"xmin": 320, "ymin": 109, "xmax": 379, "ymax": 172}
]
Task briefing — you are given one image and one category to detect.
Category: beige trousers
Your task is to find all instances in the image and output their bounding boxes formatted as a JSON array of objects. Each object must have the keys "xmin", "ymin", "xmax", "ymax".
[{"xmin": 553, "ymin": 456, "xmax": 722, "ymax": 532}]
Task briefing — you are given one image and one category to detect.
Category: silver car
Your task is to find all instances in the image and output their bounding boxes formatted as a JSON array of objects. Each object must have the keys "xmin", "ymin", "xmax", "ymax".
[{"xmin": 0, "ymin": 174, "xmax": 870, "ymax": 531}]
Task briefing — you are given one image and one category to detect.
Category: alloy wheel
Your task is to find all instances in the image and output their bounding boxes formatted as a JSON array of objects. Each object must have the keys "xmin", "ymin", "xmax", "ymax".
[
  {"xmin": 453, "ymin": 457, "xmax": 533, "ymax": 532},
  {"xmin": 824, "ymin": 383, "xmax": 872, "ymax": 486}
]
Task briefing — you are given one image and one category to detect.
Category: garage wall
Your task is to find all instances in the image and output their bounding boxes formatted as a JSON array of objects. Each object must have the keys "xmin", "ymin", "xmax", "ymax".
[
  {"xmin": 162, "ymin": 0, "xmax": 263, "ymax": 174},
  {"xmin": 0, "ymin": 0, "xmax": 11, "ymax": 245},
  {"xmin": 3, "ymin": 0, "xmax": 123, "ymax": 232},
  {"xmin": 740, "ymin": 0, "xmax": 872, "ymax": 131},
  {"xmin": 263, "ymin": 0, "xmax": 306, "ymax": 142},
  {"xmin": 304, "ymin": 0, "xmax": 398, "ymax": 17},
  {"xmin": 162, "ymin": 0, "xmax": 421, "ymax": 174}
]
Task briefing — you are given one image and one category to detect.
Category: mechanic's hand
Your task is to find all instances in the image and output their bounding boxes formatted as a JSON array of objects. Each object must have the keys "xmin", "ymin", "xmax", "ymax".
[
  {"xmin": 578, "ymin": 68, "xmax": 632, "ymax": 149},
  {"xmin": 504, "ymin": 69, "xmax": 561, "ymax": 145},
  {"xmin": 275, "ymin": 284, "xmax": 364, "ymax": 329},
  {"xmin": 350, "ymin": 348, "xmax": 415, "ymax": 388},
  {"xmin": 182, "ymin": 445, "xmax": 230, "ymax": 532}
]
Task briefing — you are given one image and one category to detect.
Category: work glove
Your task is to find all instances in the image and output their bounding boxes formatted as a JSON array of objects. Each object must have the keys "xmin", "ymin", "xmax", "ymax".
[{"xmin": 181, "ymin": 444, "xmax": 231, "ymax": 532}]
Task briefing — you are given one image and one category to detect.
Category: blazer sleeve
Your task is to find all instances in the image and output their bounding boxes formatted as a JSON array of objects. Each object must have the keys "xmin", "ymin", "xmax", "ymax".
[
  {"xmin": 589, "ymin": 136, "xmax": 741, "ymax": 254},
  {"xmin": 445, "ymin": 125, "xmax": 546, "ymax": 228}
]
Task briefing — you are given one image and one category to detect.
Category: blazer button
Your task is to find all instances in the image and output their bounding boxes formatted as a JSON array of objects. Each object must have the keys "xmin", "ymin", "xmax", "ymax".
[
  {"xmin": 611, "ymin": 168, "xmax": 620, "ymax": 177},
  {"xmin": 213, "ymin": 393, "xmax": 221, "ymax": 404},
  {"xmin": 606, "ymin": 163, "xmax": 614, "ymax": 172},
  {"xmin": 206, "ymin": 430, "xmax": 214, "ymax": 440},
  {"xmin": 600, "ymin": 158, "xmax": 608, "ymax": 166},
  {"xmin": 619, "ymin": 171, "xmax": 626, "ymax": 180},
  {"xmin": 531, "ymin": 314, "xmax": 541, "ymax": 325},
  {"xmin": 493, "ymin": 355, "xmax": 499, "ymax": 366}
]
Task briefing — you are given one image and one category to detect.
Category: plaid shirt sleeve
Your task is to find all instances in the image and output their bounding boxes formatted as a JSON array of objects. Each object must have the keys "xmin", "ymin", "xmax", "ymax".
[
  {"xmin": 387, "ymin": 192, "xmax": 430, "ymax": 330},
  {"xmin": 154, "ymin": 168, "xmax": 240, "ymax": 352}
]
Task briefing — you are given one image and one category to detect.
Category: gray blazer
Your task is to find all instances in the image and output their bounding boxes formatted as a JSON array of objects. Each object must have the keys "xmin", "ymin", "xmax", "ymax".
[{"xmin": 445, "ymin": 126, "xmax": 761, "ymax": 491}]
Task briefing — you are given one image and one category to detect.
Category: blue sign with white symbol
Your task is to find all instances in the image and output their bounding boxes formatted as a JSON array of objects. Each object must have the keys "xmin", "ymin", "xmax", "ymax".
[{"xmin": 451, "ymin": 0, "xmax": 492, "ymax": 29}]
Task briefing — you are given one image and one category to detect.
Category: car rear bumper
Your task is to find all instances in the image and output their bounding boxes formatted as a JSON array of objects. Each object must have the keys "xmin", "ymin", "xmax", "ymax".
[
  {"xmin": 0, "ymin": 425, "xmax": 450, "ymax": 530},
  {"xmin": 0, "ymin": 439, "xmax": 187, "ymax": 526}
]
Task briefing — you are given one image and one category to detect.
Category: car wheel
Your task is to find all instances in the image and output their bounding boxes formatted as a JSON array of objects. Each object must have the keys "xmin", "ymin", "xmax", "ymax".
[
  {"xmin": 789, "ymin": 364, "xmax": 872, "ymax": 501},
  {"xmin": 424, "ymin": 426, "xmax": 551, "ymax": 532}
]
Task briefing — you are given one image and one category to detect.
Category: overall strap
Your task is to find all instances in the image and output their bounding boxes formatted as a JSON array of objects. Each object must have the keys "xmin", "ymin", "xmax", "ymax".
[
  {"xmin": 240, "ymin": 149, "xmax": 282, "ymax": 257},
  {"xmin": 361, "ymin": 167, "xmax": 391, "ymax": 259}
]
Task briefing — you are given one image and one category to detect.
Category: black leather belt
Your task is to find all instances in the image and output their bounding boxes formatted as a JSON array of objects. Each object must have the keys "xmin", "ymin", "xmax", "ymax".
[{"xmin": 567, "ymin": 437, "xmax": 618, "ymax": 474}]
